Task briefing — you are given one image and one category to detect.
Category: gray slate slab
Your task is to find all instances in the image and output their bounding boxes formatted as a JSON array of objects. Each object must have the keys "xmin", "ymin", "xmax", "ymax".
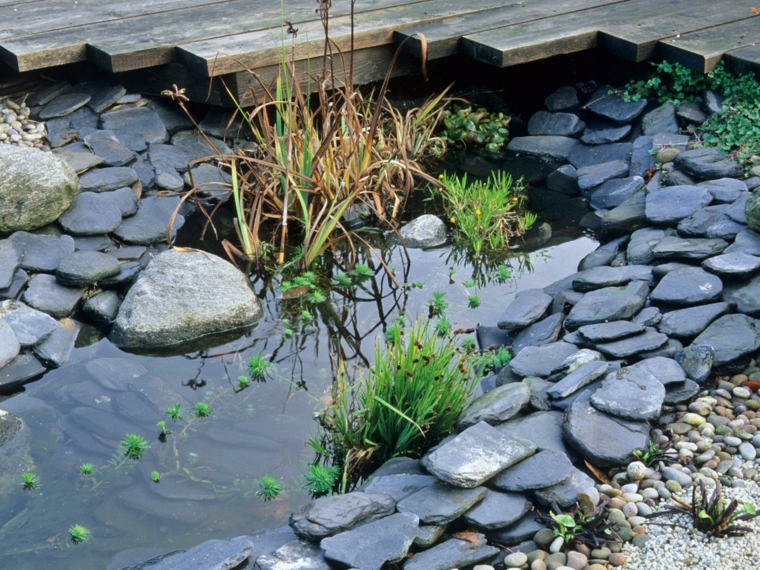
[
  {"xmin": 101, "ymin": 107, "xmax": 168, "ymax": 144},
  {"xmin": 565, "ymin": 281, "xmax": 649, "ymax": 330},
  {"xmin": 0, "ymin": 240, "xmax": 21, "ymax": 290},
  {"xmin": 641, "ymin": 103, "xmax": 678, "ymax": 135},
  {"xmin": 651, "ymin": 236, "xmax": 729, "ymax": 260},
  {"xmin": 256, "ymin": 540, "xmax": 330, "ymax": 570},
  {"xmin": 692, "ymin": 314, "xmax": 760, "ymax": 367},
  {"xmin": 421, "ymin": 421, "xmax": 536, "ymax": 488},
  {"xmin": 490, "ymin": 449, "xmax": 573, "ymax": 491},
  {"xmin": 591, "ymin": 367, "xmax": 665, "ymax": 420},
  {"xmin": 403, "ymin": 535, "xmax": 498, "ymax": 570},
  {"xmin": 546, "ymin": 361, "xmax": 609, "ymax": 400},
  {"xmin": 586, "ymin": 89, "xmax": 647, "ymax": 124},
  {"xmin": 657, "ymin": 302, "xmax": 732, "ymax": 339},
  {"xmin": 289, "ymin": 492, "xmax": 396, "ymax": 540},
  {"xmin": 0, "ymin": 300, "xmax": 57, "ymax": 346},
  {"xmin": 675, "ymin": 148, "xmax": 743, "ymax": 179},
  {"xmin": 58, "ymin": 191, "xmax": 124, "ymax": 235},
  {"xmin": 527, "ymin": 111, "xmax": 585, "ymax": 137},
  {"xmin": 723, "ymin": 273, "xmax": 760, "ymax": 316},
  {"xmin": 82, "ymin": 289, "xmax": 120, "ymax": 324},
  {"xmin": 497, "ymin": 288, "xmax": 552, "ymax": 330},
  {"xmin": 9, "ymin": 232, "xmax": 75, "ymax": 273},
  {"xmin": 650, "ymin": 267, "xmax": 723, "ymax": 306},
  {"xmin": 509, "ymin": 342, "xmax": 578, "ymax": 377},
  {"xmin": 600, "ymin": 191, "xmax": 646, "ymax": 235},
  {"xmin": 32, "ymin": 317, "xmax": 80, "ymax": 368},
  {"xmin": 506, "ymin": 136, "xmax": 579, "ymax": 161},
  {"xmin": 725, "ymin": 229, "xmax": 760, "ymax": 256},
  {"xmin": 56, "ymin": 251, "xmax": 121, "ymax": 286},
  {"xmin": 534, "ymin": 468, "xmax": 600, "ymax": 508},
  {"xmin": 627, "ymin": 227, "xmax": 669, "ymax": 265},
  {"xmin": 577, "ymin": 159, "xmax": 630, "ymax": 192},
  {"xmin": 79, "ymin": 166, "xmax": 138, "ymax": 192},
  {"xmin": 594, "ymin": 328, "xmax": 669, "ymax": 358},
  {"xmin": 360, "ymin": 474, "xmax": 435, "ymax": 502},
  {"xmin": 495, "ymin": 411, "xmax": 573, "ymax": 457},
  {"xmin": 320, "ymin": 512, "xmax": 418, "ymax": 570},
  {"xmin": 703, "ymin": 252, "xmax": 760, "ymax": 277},
  {"xmin": 0, "ymin": 321, "xmax": 20, "ymax": 368},
  {"xmin": 22, "ymin": 274, "xmax": 85, "ymax": 318},
  {"xmin": 396, "ymin": 483, "xmax": 487, "ymax": 525},
  {"xmin": 0, "ymin": 353, "xmax": 46, "ymax": 391},
  {"xmin": 645, "ymin": 185, "xmax": 713, "ymax": 224},
  {"xmin": 578, "ymin": 321, "xmax": 645, "ymax": 342},
  {"xmin": 563, "ymin": 397, "xmax": 650, "ymax": 467},
  {"xmin": 677, "ymin": 205, "xmax": 746, "ymax": 240},
  {"xmin": 631, "ymin": 356, "xmax": 687, "ymax": 386},
  {"xmin": 581, "ymin": 122, "xmax": 632, "ymax": 145},
  {"xmin": 139, "ymin": 537, "xmax": 252, "ymax": 570},
  {"xmin": 40, "ymin": 92, "xmax": 91, "ymax": 119},
  {"xmin": 457, "ymin": 382, "xmax": 530, "ymax": 429},
  {"xmin": 462, "ymin": 489, "xmax": 532, "ymax": 530},
  {"xmin": 590, "ymin": 176, "xmax": 645, "ymax": 209},
  {"xmin": 675, "ymin": 344, "xmax": 714, "ymax": 383},
  {"xmin": 512, "ymin": 312, "xmax": 564, "ymax": 354},
  {"xmin": 113, "ymin": 196, "xmax": 185, "ymax": 245}
]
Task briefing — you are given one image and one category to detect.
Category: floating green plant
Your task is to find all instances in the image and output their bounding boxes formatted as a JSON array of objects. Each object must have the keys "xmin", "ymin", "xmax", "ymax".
[
  {"xmin": 303, "ymin": 464, "xmax": 339, "ymax": 496},
  {"xmin": 256, "ymin": 475, "xmax": 284, "ymax": 501},
  {"xmin": 332, "ymin": 273, "xmax": 352, "ymax": 288},
  {"xmin": 165, "ymin": 403, "xmax": 182, "ymax": 422},
  {"xmin": 150, "ymin": 471, "xmax": 161, "ymax": 483},
  {"xmin": 120, "ymin": 434, "xmax": 150, "ymax": 461},
  {"xmin": 462, "ymin": 279, "xmax": 476, "ymax": 288},
  {"xmin": 237, "ymin": 375, "xmax": 251, "ymax": 390},
  {"xmin": 20, "ymin": 473, "xmax": 39, "ymax": 491},
  {"xmin": 247, "ymin": 354, "xmax": 271, "ymax": 381},
  {"xmin": 194, "ymin": 402, "xmax": 212, "ymax": 418},
  {"xmin": 435, "ymin": 315, "xmax": 451, "ymax": 338},
  {"xmin": 441, "ymin": 104, "xmax": 511, "ymax": 152},
  {"xmin": 69, "ymin": 524, "xmax": 91, "ymax": 545},
  {"xmin": 427, "ymin": 291, "xmax": 449, "ymax": 317},
  {"xmin": 78, "ymin": 463, "xmax": 95, "ymax": 477},
  {"xmin": 468, "ymin": 294, "xmax": 481, "ymax": 309}
]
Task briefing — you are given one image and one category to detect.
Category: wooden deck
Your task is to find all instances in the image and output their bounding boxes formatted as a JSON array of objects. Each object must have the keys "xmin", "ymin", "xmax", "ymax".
[{"xmin": 1, "ymin": 0, "xmax": 759, "ymax": 104}]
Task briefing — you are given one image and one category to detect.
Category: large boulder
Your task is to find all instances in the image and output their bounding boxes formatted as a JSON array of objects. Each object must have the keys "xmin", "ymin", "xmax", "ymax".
[
  {"xmin": 0, "ymin": 146, "xmax": 79, "ymax": 232},
  {"xmin": 110, "ymin": 250, "xmax": 262, "ymax": 348}
]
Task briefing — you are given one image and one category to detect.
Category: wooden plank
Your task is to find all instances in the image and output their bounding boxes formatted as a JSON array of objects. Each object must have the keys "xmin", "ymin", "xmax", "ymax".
[
  {"xmin": 394, "ymin": 0, "xmax": 627, "ymax": 60},
  {"xmin": 80, "ymin": 0, "xmax": 416, "ymax": 73},
  {"xmin": 656, "ymin": 17, "xmax": 760, "ymax": 73},
  {"xmin": 0, "ymin": 0, "xmax": 234, "ymax": 41},
  {"xmin": 724, "ymin": 43, "xmax": 760, "ymax": 77},
  {"xmin": 598, "ymin": 0, "xmax": 760, "ymax": 62},
  {"xmin": 176, "ymin": 0, "xmax": 510, "ymax": 77},
  {"xmin": 0, "ymin": 0, "xmax": 320, "ymax": 71}
]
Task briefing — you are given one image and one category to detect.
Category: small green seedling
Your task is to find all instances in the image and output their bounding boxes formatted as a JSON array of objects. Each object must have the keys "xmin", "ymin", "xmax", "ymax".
[
  {"xmin": 78, "ymin": 463, "xmax": 95, "ymax": 477},
  {"xmin": 256, "ymin": 475, "xmax": 284, "ymax": 501},
  {"xmin": 21, "ymin": 473, "xmax": 39, "ymax": 491},
  {"xmin": 69, "ymin": 524, "xmax": 91, "ymax": 545}
]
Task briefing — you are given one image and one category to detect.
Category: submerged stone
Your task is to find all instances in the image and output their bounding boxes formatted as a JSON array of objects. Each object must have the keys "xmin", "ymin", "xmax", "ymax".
[{"xmin": 403, "ymin": 534, "xmax": 498, "ymax": 570}]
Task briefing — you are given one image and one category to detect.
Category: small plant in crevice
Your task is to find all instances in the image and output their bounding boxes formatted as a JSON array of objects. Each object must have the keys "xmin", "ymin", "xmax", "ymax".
[
  {"xmin": 475, "ymin": 346, "xmax": 512, "ymax": 375},
  {"xmin": 21, "ymin": 473, "xmax": 39, "ymax": 491},
  {"xmin": 632, "ymin": 439, "xmax": 677, "ymax": 467},
  {"xmin": 68, "ymin": 524, "xmax": 91, "ymax": 545},
  {"xmin": 540, "ymin": 497, "xmax": 622, "ymax": 547},
  {"xmin": 303, "ymin": 464, "xmax": 340, "ymax": 497},
  {"xmin": 647, "ymin": 479, "xmax": 759, "ymax": 537},
  {"xmin": 256, "ymin": 475, "xmax": 284, "ymax": 501}
]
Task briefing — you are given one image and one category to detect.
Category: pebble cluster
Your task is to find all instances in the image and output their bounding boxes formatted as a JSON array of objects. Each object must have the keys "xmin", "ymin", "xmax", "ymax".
[{"xmin": 0, "ymin": 97, "xmax": 47, "ymax": 148}]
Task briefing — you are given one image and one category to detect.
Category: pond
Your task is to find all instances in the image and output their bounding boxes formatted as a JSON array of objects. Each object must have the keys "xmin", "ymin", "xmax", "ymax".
[{"xmin": 0, "ymin": 153, "xmax": 598, "ymax": 569}]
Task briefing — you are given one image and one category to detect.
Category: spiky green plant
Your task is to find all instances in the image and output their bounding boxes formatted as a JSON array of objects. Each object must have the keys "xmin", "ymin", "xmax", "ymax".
[
  {"xmin": 79, "ymin": 463, "xmax": 95, "ymax": 477},
  {"xmin": 461, "ymin": 337, "xmax": 477, "ymax": 352},
  {"xmin": 194, "ymin": 402, "xmax": 212, "ymax": 418},
  {"xmin": 308, "ymin": 290, "xmax": 327, "ymax": 304},
  {"xmin": 256, "ymin": 475, "xmax": 284, "ymax": 501},
  {"xmin": 468, "ymin": 294, "xmax": 481, "ymax": 308},
  {"xmin": 435, "ymin": 315, "xmax": 451, "ymax": 338},
  {"xmin": 69, "ymin": 524, "xmax": 91, "ymax": 544},
  {"xmin": 237, "ymin": 375, "xmax": 251, "ymax": 390},
  {"xmin": 120, "ymin": 434, "xmax": 150, "ymax": 461},
  {"xmin": 247, "ymin": 354, "xmax": 271, "ymax": 380},
  {"xmin": 332, "ymin": 273, "xmax": 353, "ymax": 288},
  {"xmin": 165, "ymin": 404, "xmax": 182, "ymax": 422},
  {"xmin": 303, "ymin": 464, "xmax": 339, "ymax": 496},
  {"xmin": 21, "ymin": 473, "xmax": 39, "ymax": 491},
  {"xmin": 462, "ymin": 279, "xmax": 475, "ymax": 288},
  {"xmin": 427, "ymin": 291, "xmax": 449, "ymax": 317},
  {"xmin": 151, "ymin": 471, "xmax": 161, "ymax": 483},
  {"xmin": 351, "ymin": 264, "xmax": 373, "ymax": 281}
]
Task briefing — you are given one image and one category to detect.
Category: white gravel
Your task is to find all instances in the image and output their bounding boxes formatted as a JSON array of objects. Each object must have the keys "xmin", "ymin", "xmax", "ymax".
[{"xmin": 624, "ymin": 473, "xmax": 760, "ymax": 570}]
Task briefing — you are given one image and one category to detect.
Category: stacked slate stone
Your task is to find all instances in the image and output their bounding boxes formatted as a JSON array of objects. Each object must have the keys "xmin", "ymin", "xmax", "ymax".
[{"xmin": 0, "ymin": 79, "xmax": 250, "ymax": 390}]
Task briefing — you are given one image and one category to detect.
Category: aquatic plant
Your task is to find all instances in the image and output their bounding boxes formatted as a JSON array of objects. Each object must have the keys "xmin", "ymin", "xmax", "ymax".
[
  {"xmin": 247, "ymin": 354, "xmax": 271, "ymax": 380},
  {"xmin": 313, "ymin": 318, "xmax": 478, "ymax": 484},
  {"xmin": 462, "ymin": 279, "xmax": 475, "ymax": 288},
  {"xmin": 150, "ymin": 471, "xmax": 161, "ymax": 483},
  {"xmin": 303, "ymin": 464, "xmax": 340, "ymax": 496},
  {"xmin": 427, "ymin": 291, "xmax": 449, "ymax": 317},
  {"xmin": 78, "ymin": 463, "xmax": 95, "ymax": 477},
  {"xmin": 193, "ymin": 402, "xmax": 213, "ymax": 418},
  {"xmin": 332, "ymin": 272, "xmax": 353, "ymax": 288},
  {"xmin": 434, "ymin": 315, "xmax": 451, "ymax": 338},
  {"xmin": 467, "ymin": 294, "xmax": 481, "ymax": 309},
  {"xmin": 20, "ymin": 473, "xmax": 39, "ymax": 491},
  {"xmin": 68, "ymin": 524, "xmax": 91, "ymax": 545},
  {"xmin": 441, "ymin": 104, "xmax": 511, "ymax": 152},
  {"xmin": 493, "ymin": 264, "xmax": 513, "ymax": 284},
  {"xmin": 476, "ymin": 346, "xmax": 512, "ymax": 374},
  {"xmin": 237, "ymin": 375, "xmax": 251, "ymax": 390},
  {"xmin": 256, "ymin": 475, "xmax": 284, "ymax": 501},
  {"xmin": 461, "ymin": 337, "xmax": 477, "ymax": 352},
  {"xmin": 120, "ymin": 434, "xmax": 150, "ymax": 461},
  {"xmin": 165, "ymin": 404, "xmax": 182, "ymax": 422},
  {"xmin": 436, "ymin": 171, "xmax": 534, "ymax": 256}
]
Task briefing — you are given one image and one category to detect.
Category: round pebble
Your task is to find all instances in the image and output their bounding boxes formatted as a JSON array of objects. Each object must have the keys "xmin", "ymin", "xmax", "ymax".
[
  {"xmin": 683, "ymin": 413, "xmax": 706, "ymax": 426},
  {"xmin": 504, "ymin": 553, "xmax": 528, "ymax": 568}
]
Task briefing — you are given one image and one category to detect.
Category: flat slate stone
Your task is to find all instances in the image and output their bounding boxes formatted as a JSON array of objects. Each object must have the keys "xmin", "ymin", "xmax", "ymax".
[
  {"xmin": 457, "ymin": 382, "xmax": 530, "ymax": 429},
  {"xmin": 462, "ymin": 489, "xmax": 532, "ymax": 530},
  {"xmin": 100, "ymin": 260, "xmax": 142, "ymax": 288},
  {"xmin": 53, "ymin": 149, "xmax": 105, "ymax": 172},
  {"xmin": 650, "ymin": 267, "xmax": 723, "ymax": 306},
  {"xmin": 509, "ymin": 342, "xmax": 579, "ymax": 377},
  {"xmin": 83, "ymin": 130, "xmax": 136, "ymax": 167},
  {"xmin": 0, "ymin": 300, "xmax": 57, "ymax": 346},
  {"xmin": 0, "ymin": 353, "xmax": 46, "ymax": 391},
  {"xmin": 396, "ymin": 483, "xmax": 487, "ymax": 525},
  {"xmin": 527, "ymin": 111, "xmax": 585, "ymax": 137},
  {"xmin": 646, "ymin": 185, "xmax": 713, "ymax": 224},
  {"xmin": 577, "ymin": 159, "xmax": 630, "ymax": 192},
  {"xmin": 590, "ymin": 176, "xmax": 645, "ymax": 209},
  {"xmin": 497, "ymin": 288, "xmax": 552, "ymax": 331},
  {"xmin": 546, "ymin": 361, "xmax": 609, "ymax": 400},
  {"xmin": 675, "ymin": 148, "xmax": 743, "ymax": 179},
  {"xmin": 578, "ymin": 321, "xmax": 645, "ymax": 342},
  {"xmin": 641, "ymin": 103, "xmax": 679, "ymax": 135},
  {"xmin": 32, "ymin": 317, "xmax": 79, "ymax": 368},
  {"xmin": 101, "ymin": 107, "xmax": 168, "ymax": 144},
  {"xmin": 569, "ymin": 142, "xmax": 632, "ymax": 169},
  {"xmin": 170, "ymin": 130, "xmax": 232, "ymax": 159},
  {"xmin": 725, "ymin": 229, "xmax": 760, "ymax": 256},
  {"xmin": 512, "ymin": 312, "xmax": 563, "ymax": 354},
  {"xmin": 627, "ymin": 227, "xmax": 669, "ymax": 265},
  {"xmin": 726, "ymin": 191, "xmax": 749, "ymax": 223},
  {"xmin": 600, "ymin": 191, "xmax": 646, "ymax": 235},
  {"xmin": 113, "ymin": 196, "xmax": 185, "ymax": 245},
  {"xmin": 57, "ymin": 192, "xmax": 123, "ymax": 235},
  {"xmin": 0, "ymin": 321, "xmax": 20, "ymax": 368},
  {"xmin": 723, "ymin": 273, "xmax": 760, "ymax": 316},
  {"xmin": 40, "ymin": 92, "xmax": 91, "ymax": 119},
  {"xmin": 81, "ymin": 291, "xmax": 122, "ymax": 323},
  {"xmin": 495, "ymin": 411, "xmax": 573, "ymax": 457},
  {"xmin": 320, "ymin": 512, "xmax": 419, "ymax": 570},
  {"xmin": 56, "ymin": 251, "xmax": 121, "ymax": 287},
  {"xmin": 703, "ymin": 252, "xmax": 760, "ymax": 278},
  {"xmin": 109, "ymin": 187, "xmax": 139, "ymax": 217},
  {"xmin": 630, "ymin": 135, "xmax": 655, "ymax": 178},
  {"xmin": 413, "ymin": 525, "xmax": 446, "ymax": 549},
  {"xmin": 491, "ymin": 449, "xmax": 573, "ymax": 491},
  {"xmin": 256, "ymin": 540, "xmax": 330, "ymax": 570},
  {"xmin": 664, "ymin": 379, "xmax": 701, "ymax": 404},
  {"xmin": 506, "ymin": 136, "xmax": 579, "ymax": 161},
  {"xmin": 677, "ymin": 205, "xmax": 746, "ymax": 240},
  {"xmin": 79, "ymin": 166, "xmax": 138, "ymax": 192},
  {"xmin": 594, "ymin": 327, "xmax": 669, "ymax": 358},
  {"xmin": 657, "ymin": 302, "xmax": 732, "ymax": 339},
  {"xmin": 545, "ymin": 85, "xmax": 579, "ymax": 110},
  {"xmin": 563, "ymin": 397, "xmax": 650, "ymax": 467},
  {"xmin": 591, "ymin": 366, "xmax": 666, "ymax": 420},
  {"xmin": 22, "ymin": 274, "xmax": 85, "ymax": 318},
  {"xmin": 27, "ymin": 80, "xmax": 72, "ymax": 106},
  {"xmin": 586, "ymin": 89, "xmax": 647, "ymax": 124},
  {"xmin": 422, "ymin": 421, "xmax": 536, "ymax": 488},
  {"xmin": 534, "ymin": 468, "xmax": 600, "ymax": 508},
  {"xmin": 139, "ymin": 537, "xmax": 252, "ymax": 570},
  {"xmin": 148, "ymin": 143, "xmax": 194, "ymax": 172},
  {"xmin": 546, "ymin": 164, "xmax": 579, "ymax": 194},
  {"xmin": 699, "ymin": 178, "xmax": 747, "ymax": 203},
  {"xmin": 565, "ymin": 281, "xmax": 649, "ymax": 330},
  {"xmin": 361, "ymin": 474, "xmax": 435, "ymax": 502},
  {"xmin": 9, "ymin": 232, "xmax": 75, "ymax": 273},
  {"xmin": 631, "ymin": 356, "xmax": 687, "ymax": 386},
  {"xmin": 675, "ymin": 344, "xmax": 714, "ymax": 383},
  {"xmin": 289, "ymin": 492, "xmax": 396, "ymax": 540},
  {"xmin": 581, "ymin": 122, "xmax": 632, "ymax": 145},
  {"xmin": 0, "ymin": 240, "xmax": 21, "ymax": 290},
  {"xmin": 403, "ymin": 535, "xmax": 499, "ymax": 570},
  {"xmin": 76, "ymin": 80, "xmax": 126, "ymax": 113},
  {"xmin": 651, "ymin": 236, "xmax": 729, "ymax": 260},
  {"xmin": 692, "ymin": 314, "xmax": 760, "ymax": 367},
  {"xmin": 634, "ymin": 306, "xmax": 662, "ymax": 326}
]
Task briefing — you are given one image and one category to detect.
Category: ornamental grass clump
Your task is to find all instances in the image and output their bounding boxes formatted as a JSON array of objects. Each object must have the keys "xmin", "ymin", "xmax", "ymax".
[
  {"xmin": 313, "ymin": 318, "xmax": 478, "ymax": 487},
  {"xmin": 436, "ymin": 171, "xmax": 536, "ymax": 257}
]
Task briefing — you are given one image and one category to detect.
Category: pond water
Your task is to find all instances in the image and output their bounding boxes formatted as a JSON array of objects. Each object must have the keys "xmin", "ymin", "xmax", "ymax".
[{"xmin": 0, "ymin": 156, "xmax": 598, "ymax": 569}]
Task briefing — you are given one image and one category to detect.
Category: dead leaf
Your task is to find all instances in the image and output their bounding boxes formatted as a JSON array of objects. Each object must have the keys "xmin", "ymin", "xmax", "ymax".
[
  {"xmin": 281, "ymin": 285, "xmax": 310, "ymax": 299},
  {"xmin": 745, "ymin": 380, "xmax": 760, "ymax": 393},
  {"xmin": 584, "ymin": 459, "xmax": 611, "ymax": 484},
  {"xmin": 46, "ymin": 533, "xmax": 60, "ymax": 545},
  {"xmin": 452, "ymin": 530, "xmax": 480, "ymax": 544},
  {"xmin": 751, "ymin": 7, "xmax": 760, "ymax": 14}
]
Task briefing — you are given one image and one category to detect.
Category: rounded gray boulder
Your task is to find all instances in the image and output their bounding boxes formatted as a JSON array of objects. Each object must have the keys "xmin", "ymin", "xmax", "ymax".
[
  {"xmin": 0, "ymin": 145, "xmax": 79, "ymax": 232},
  {"xmin": 110, "ymin": 250, "xmax": 262, "ymax": 348}
]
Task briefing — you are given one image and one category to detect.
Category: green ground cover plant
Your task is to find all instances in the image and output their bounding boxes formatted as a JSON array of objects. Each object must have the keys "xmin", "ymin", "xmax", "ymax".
[
  {"xmin": 620, "ymin": 60, "xmax": 760, "ymax": 167},
  {"xmin": 441, "ymin": 104, "xmax": 511, "ymax": 152}
]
